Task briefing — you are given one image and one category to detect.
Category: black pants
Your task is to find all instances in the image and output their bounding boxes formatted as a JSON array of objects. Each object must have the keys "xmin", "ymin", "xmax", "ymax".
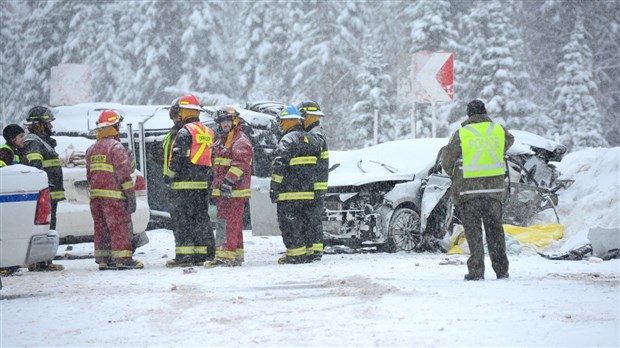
[
  {"xmin": 171, "ymin": 189, "xmax": 214, "ymax": 262},
  {"xmin": 307, "ymin": 194, "xmax": 325, "ymax": 252},
  {"xmin": 277, "ymin": 200, "xmax": 313, "ymax": 253},
  {"xmin": 459, "ymin": 197, "xmax": 509, "ymax": 278}
]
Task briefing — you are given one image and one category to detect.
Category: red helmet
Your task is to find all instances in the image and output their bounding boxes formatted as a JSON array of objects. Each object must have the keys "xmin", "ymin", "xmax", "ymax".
[
  {"xmin": 177, "ymin": 95, "xmax": 202, "ymax": 111},
  {"xmin": 96, "ymin": 110, "xmax": 123, "ymax": 129}
]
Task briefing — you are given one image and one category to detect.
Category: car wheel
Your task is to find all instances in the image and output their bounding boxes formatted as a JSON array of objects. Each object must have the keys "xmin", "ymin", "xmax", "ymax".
[{"xmin": 386, "ymin": 207, "xmax": 421, "ymax": 252}]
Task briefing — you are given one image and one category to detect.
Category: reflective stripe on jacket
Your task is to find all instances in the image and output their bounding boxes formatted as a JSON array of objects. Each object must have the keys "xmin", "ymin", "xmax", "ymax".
[
  {"xmin": 459, "ymin": 122, "xmax": 506, "ymax": 178},
  {"xmin": 184, "ymin": 122, "xmax": 214, "ymax": 166},
  {"xmin": 86, "ymin": 136, "xmax": 135, "ymax": 200},
  {"xmin": 24, "ymin": 132, "xmax": 65, "ymax": 201},
  {"xmin": 270, "ymin": 125, "xmax": 321, "ymax": 202},
  {"xmin": 212, "ymin": 125, "xmax": 253, "ymax": 199}
]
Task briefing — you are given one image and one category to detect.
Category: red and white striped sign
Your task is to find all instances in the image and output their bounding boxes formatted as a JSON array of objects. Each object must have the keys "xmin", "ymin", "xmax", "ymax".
[{"xmin": 413, "ymin": 51, "xmax": 454, "ymax": 104}]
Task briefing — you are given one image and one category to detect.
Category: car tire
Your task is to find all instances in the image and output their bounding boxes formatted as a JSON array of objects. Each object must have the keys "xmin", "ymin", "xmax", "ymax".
[{"xmin": 385, "ymin": 207, "xmax": 421, "ymax": 253}]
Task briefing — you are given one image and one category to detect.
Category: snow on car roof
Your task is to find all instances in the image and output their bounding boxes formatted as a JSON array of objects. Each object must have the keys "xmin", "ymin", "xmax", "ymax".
[
  {"xmin": 53, "ymin": 103, "xmax": 276, "ymax": 136},
  {"xmin": 329, "ymin": 138, "xmax": 449, "ymax": 187}
]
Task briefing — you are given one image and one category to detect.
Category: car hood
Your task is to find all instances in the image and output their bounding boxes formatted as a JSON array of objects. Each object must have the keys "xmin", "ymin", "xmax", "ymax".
[{"xmin": 328, "ymin": 138, "xmax": 449, "ymax": 187}]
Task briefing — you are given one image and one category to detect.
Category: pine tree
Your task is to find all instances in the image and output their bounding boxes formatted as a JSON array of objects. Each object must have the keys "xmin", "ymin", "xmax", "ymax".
[
  {"xmin": 350, "ymin": 35, "xmax": 393, "ymax": 148},
  {"xmin": 551, "ymin": 14, "xmax": 608, "ymax": 150},
  {"xmin": 458, "ymin": 0, "xmax": 540, "ymax": 133}
]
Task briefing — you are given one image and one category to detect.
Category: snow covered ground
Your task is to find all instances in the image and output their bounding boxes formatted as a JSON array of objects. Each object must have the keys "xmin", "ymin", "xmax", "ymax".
[{"xmin": 1, "ymin": 147, "xmax": 619, "ymax": 347}]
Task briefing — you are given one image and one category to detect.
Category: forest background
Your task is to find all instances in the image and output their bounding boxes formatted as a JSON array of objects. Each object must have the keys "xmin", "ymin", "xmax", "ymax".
[{"xmin": 1, "ymin": 0, "xmax": 618, "ymax": 151}]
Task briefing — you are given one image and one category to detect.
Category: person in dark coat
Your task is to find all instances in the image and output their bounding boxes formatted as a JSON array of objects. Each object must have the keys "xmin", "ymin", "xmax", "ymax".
[
  {"xmin": 23, "ymin": 106, "xmax": 65, "ymax": 272},
  {"xmin": 441, "ymin": 99, "xmax": 514, "ymax": 281},
  {"xmin": 270, "ymin": 106, "xmax": 321, "ymax": 264}
]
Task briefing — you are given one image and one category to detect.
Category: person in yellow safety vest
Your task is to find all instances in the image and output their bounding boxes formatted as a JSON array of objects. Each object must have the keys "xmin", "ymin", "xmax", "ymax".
[
  {"xmin": 22, "ymin": 106, "xmax": 65, "ymax": 272},
  {"xmin": 86, "ymin": 110, "xmax": 143, "ymax": 270},
  {"xmin": 165, "ymin": 94, "xmax": 216, "ymax": 267},
  {"xmin": 0, "ymin": 124, "xmax": 27, "ymax": 167},
  {"xmin": 206, "ymin": 106, "xmax": 253, "ymax": 268},
  {"xmin": 298, "ymin": 101, "xmax": 329, "ymax": 262},
  {"xmin": 441, "ymin": 99, "xmax": 514, "ymax": 281},
  {"xmin": 270, "ymin": 106, "xmax": 322, "ymax": 264}
]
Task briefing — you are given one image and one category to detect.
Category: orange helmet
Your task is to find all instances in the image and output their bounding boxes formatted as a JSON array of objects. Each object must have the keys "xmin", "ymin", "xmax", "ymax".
[{"xmin": 96, "ymin": 110, "xmax": 123, "ymax": 129}]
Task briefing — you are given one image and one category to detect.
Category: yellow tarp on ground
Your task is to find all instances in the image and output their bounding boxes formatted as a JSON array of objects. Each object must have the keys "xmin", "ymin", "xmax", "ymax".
[{"xmin": 448, "ymin": 223, "xmax": 564, "ymax": 255}]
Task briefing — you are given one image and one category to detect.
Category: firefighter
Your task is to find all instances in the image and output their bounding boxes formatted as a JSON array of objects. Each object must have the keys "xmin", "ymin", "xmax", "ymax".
[
  {"xmin": 86, "ymin": 110, "xmax": 143, "ymax": 270},
  {"xmin": 165, "ymin": 95, "xmax": 216, "ymax": 267},
  {"xmin": 0, "ymin": 124, "xmax": 27, "ymax": 167},
  {"xmin": 270, "ymin": 106, "xmax": 321, "ymax": 264},
  {"xmin": 23, "ymin": 106, "xmax": 65, "ymax": 272},
  {"xmin": 297, "ymin": 101, "xmax": 329, "ymax": 261},
  {"xmin": 441, "ymin": 99, "xmax": 514, "ymax": 280},
  {"xmin": 206, "ymin": 106, "xmax": 253, "ymax": 267}
]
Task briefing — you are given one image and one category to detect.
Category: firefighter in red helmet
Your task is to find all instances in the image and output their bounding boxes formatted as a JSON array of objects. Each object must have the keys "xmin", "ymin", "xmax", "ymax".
[
  {"xmin": 86, "ymin": 110, "xmax": 143, "ymax": 270},
  {"xmin": 206, "ymin": 106, "xmax": 253, "ymax": 267},
  {"xmin": 165, "ymin": 95, "xmax": 216, "ymax": 267}
]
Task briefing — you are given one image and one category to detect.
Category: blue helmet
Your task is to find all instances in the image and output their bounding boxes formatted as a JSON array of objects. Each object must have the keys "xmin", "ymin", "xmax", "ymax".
[{"xmin": 276, "ymin": 105, "xmax": 303, "ymax": 121}]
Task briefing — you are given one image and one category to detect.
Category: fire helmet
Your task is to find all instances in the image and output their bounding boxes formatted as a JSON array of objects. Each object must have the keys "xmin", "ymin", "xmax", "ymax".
[
  {"xmin": 276, "ymin": 106, "xmax": 303, "ymax": 121},
  {"xmin": 214, "ymin": 105, "xmax": 240, "ymax": 123},
  {"xmin": 176, "ymin": 94, "xmax": 202, "ymax": 122},
  {"xmin": 25, "ymin": 106, "xmax": 55, "ymax": 125},
  {"xmin": 297, "ymin": 101, "xmax": 324, "ymax": 117},
  {"xmin": 95, "ymin": 110, "xmax": 123, "ymax": 129}
]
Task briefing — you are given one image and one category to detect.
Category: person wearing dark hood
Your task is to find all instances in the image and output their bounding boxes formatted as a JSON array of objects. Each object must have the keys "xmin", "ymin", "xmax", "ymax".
[
  {"xmin": 0, "ymin": 124, "xmax": 28, "ymax": 167},
  {"xmin": 441, "ymin": 99, "xmax": 514, "ymax": 281},
  {"xmin": 23, "ymin": 106, "xmax": 65, "ymax": 272}
]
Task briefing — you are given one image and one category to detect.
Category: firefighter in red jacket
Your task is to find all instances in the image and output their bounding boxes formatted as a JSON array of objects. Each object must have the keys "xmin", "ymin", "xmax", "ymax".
[
  {"xmin": 166, "ymin": 95, "xmax": 216, "ymax": 267},
  {"xmin": 86, "ymin": 110, "xmax": 143, "ymax": 270},
  {"xmin": 206, "ymin": 106, "xmax": 253, "ymax": 267}
]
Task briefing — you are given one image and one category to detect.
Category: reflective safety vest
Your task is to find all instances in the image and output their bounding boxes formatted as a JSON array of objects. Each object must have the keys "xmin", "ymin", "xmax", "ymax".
[
  {"xmin": 459, "ymin": 122, "xmax": 506, "ymax": 178},
  {"xmin": 184, "ymin": 122, "xmax": 214, "ymax": 166},
  {"xmin": 0, "ymin": 144, "xmax": 20, "ymax": 166}
]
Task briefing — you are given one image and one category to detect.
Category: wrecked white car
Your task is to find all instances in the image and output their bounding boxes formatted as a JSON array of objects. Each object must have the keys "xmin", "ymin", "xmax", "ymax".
[{"xmin": 323, "ymin": 130, "xmax": 572, "ymax": 253}]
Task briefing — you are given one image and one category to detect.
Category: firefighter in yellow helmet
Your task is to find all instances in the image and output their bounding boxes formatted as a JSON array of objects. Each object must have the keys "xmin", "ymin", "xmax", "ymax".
[
  {"xmin": 298, "ymin": 101, "xmax": 329, "ymax": 261},
  {"xmin": 270, "ymin": 106, "xmax": 321, "ymax": 264},
  {"xmin": 165, "ymin": 95, "xmax": 216, "ymax": 267}
]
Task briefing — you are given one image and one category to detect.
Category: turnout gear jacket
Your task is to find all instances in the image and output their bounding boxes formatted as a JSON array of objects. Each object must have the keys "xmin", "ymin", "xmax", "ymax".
[
  {"xmin": 169, "ymin": 118, "xmax": 214, "ymax": 190},
  {"xmin": 270, "ymin": 124, "xmax": 321, "ymax": 202},
  {"xmin": 306, "ymin": 122, "xmax": 329, "ymax": 193},
  {"xmin": 86, "ymin": 135, "xmax": 135, "ymax": 203},
  {"xmin": 0, "ymin": 143, "xmax": 27, "ymax": 167},
  {"xmin": 24, "ymin": 132, "xmax": 65, "ymax": 201},
  {"xmin": 441, "ymin": 114, "xmax": 514, "ymax": 205},
  {"xmin": 212, "ymin": 125, "xmax": 253, "ymax": 199}
]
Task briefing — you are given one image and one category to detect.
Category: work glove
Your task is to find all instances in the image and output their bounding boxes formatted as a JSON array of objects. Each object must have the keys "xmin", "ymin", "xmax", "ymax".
[
  {"xmin": 220, "ymin": 178, "xmax": 234, "ymax": 199},
  {"xmin": 125, "ymin": 191, "xmax": 137, "ymax": 214},
  {"xmin": 269, "ymin": 188, "xmax": 278, "ymax": 204}
]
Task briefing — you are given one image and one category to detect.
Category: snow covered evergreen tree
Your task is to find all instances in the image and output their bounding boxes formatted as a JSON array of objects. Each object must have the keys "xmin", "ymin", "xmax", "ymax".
[
  {"xmin": 400, "ymin": 0, "xmax": 460, "ymax": 138},
  {"xmin": 550, "ymin": 14, "xmax": 608, "ymax": 150},
  {"xmin": 458, "ymin": 0, "xmax": 540, "ymax": 132},
  {"xmin": 350, "ymin": 35, "xmax": 393, "ymax": 148}
]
